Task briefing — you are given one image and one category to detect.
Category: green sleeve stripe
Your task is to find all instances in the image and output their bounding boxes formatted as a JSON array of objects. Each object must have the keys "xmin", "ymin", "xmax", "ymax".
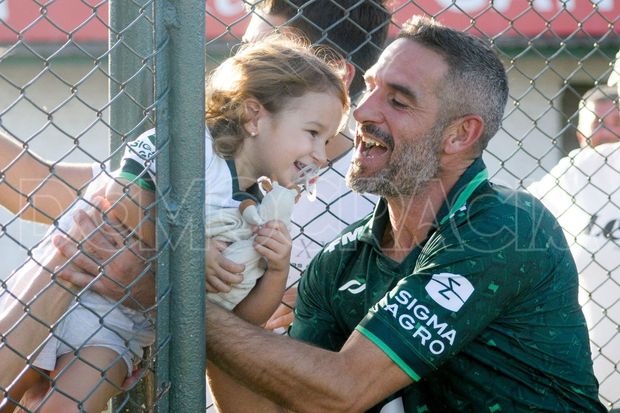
[
  {"xmin": 117, "ymin": 171, "xmax": 156, "ymax": 192},
  {"xmin": 355, "ymin": 325, "xmax": 421, "ymax": 382},
  {"xmin": 122, "ymin": 158, "xmax": 149, "ymax": 176},
  {"xmin": 121, "ymin": 158, "xmax": 155, "ymax": 187}
]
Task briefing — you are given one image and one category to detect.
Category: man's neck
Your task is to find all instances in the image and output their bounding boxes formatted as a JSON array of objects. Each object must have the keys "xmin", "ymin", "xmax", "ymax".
[
  {"xmin": 381, "ymin": 163, "xmax": 469, "ymax": 262},
  {"xmin": 381, "ymin": 190, "xmax": 441, "ymax": 262}
]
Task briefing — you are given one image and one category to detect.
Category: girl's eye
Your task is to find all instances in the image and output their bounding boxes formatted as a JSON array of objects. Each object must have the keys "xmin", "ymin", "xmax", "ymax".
[{"xmin": 309, "ymin": 130, "xmax": 319, "ymax": 138}]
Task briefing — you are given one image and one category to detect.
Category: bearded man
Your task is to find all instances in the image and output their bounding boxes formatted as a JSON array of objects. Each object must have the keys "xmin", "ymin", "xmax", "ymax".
[{"xmin": 202, "ymin": 16, "xmax": 605, "ymax": 412}]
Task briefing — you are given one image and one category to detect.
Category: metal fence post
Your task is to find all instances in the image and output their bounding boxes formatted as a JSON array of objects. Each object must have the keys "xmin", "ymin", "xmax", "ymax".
[
  {"xmin": 108, "ymin": 1, "xmax": 155, "ymax": 412},
  {"xmin": 155, "ymin": 1, "xmax": 206, "ymax": 412},
  {"xmin": 109, "ymin": 0, "xmax": 155, "ymax": 168}
]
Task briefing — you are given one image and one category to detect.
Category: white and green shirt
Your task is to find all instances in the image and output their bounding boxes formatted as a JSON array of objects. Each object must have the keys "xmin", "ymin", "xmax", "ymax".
[{"xmin": 119, "ymin": 128, "xmax": 260, "ymax": 212}]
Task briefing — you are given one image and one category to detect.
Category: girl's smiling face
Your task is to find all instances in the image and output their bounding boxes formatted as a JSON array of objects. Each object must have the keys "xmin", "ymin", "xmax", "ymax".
[{"xmin": 239, "ymin": 91, "xmax": 345, "ymax": 188}]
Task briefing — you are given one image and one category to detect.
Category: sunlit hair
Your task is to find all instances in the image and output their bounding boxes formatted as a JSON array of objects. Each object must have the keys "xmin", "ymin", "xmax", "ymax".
[
  {"xmin": 206, "ymin": 34, "xmax": 349, "ymax": 159},
  {"xmin": 399, "ymin": 16, "xmax": 508, "ymax": 154}
]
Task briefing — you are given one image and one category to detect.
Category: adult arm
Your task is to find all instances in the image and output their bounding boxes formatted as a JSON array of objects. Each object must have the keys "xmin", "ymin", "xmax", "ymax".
[
  {"xmin": 0, "ymin": 218, "xmax": 93, "ymax": 389},
  {"xmin": 0, "ymin": 131, "xmax": 94, "ymax": 223},
  {"xmin": 50, "ymin": 207, "xmax": 410, "ymax": 412},
  {"xmin": 207, "ymin": 362, "xmax": 288, "ymax": 413},
  {"xmin": 206, "ymin": 303, "xmax": 411, "ymax": 413}
]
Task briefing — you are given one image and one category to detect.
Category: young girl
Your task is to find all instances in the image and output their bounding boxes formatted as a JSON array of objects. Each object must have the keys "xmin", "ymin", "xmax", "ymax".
[{"xmin": 0, "ymin": 35, "xmax": 348, "ymax": 412}]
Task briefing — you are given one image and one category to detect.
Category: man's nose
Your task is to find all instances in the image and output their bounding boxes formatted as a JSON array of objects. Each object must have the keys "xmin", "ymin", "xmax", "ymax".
[{"xmin": 353, "ymin": 89, "xmax": 382, "ymax": 124}]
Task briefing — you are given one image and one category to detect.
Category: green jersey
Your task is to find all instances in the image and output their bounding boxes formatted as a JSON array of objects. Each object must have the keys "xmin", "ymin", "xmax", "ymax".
[{"xmin": 289, "ymin": 158, "xmax": 605, "ymax": 412}]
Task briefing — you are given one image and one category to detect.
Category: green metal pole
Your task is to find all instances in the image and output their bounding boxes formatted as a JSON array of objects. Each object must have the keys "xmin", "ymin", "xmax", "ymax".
[
  {"xmin": 108, "ymin": 1, "xmax": 155, "ymax": 411},
  {"xmin": 153, "ymin": 0, "xmax": 171, "ymax": 411},
  {"xmin": 109, "ymin": 0, "xmax": 154, "ymax": 168},
  {"xmin": 158, "ymin": 1, "xmax": 206, "ymax": 412}
]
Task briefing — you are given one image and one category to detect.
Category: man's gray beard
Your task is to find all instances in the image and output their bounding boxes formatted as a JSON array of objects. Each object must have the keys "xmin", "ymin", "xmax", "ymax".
[{"xmin": 345, "ymin": 124, "xmax": 443, "ymax": 199}]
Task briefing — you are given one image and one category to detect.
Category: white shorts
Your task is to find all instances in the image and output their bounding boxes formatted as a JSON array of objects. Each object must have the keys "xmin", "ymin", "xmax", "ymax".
[{"xmin": 33, "ymin": 291, "xmax": 155, "ymax": 373}]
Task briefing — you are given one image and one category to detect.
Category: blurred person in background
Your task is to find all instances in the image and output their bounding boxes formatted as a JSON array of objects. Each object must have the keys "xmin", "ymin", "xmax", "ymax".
[{"xmin": 527, "ymin": 83, "xmax": 620, "ymax": 409}]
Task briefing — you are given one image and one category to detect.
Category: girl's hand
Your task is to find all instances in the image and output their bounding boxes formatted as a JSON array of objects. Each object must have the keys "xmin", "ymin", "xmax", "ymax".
[
  {"xmin": 206, "ymin": 238, "xmax": 245, "ymax": 293},
  {"xmin": 253, "ymin": 220, "xmax": 292, "ymax": 275}
]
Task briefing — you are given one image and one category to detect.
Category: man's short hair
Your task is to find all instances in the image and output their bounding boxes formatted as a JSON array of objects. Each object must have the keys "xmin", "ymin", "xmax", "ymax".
[
  {"xmin": 398, "ymin": 16, "xmax": 509, "ymax": 153},
  {"xmin": 251, "ymin": 0, "xmax": 390, "ymax": 98}
]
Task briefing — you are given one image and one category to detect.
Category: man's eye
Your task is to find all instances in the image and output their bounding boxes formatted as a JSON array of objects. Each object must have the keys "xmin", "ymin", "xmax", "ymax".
[{"xmin": 391, "ymin": 98, "xmax": 408, "ymax": 108}]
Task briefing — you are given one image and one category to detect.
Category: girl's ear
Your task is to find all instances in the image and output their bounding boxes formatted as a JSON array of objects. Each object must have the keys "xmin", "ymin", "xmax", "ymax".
[
  {"xmin": 243, "ymin": 97, "xmax": 262, "ymax": 136},
  {"xmin": 343, "ymin": 62, "xmax": 355, "ymax": 90}
]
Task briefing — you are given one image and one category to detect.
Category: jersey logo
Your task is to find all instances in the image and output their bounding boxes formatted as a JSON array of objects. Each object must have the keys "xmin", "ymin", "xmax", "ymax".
[
  {"xmin": 338, "ymin": 280, "xmax": 366, "ymax": 295},
  {"xmin": 425, "ymin": 273, "xmax": 474, "ymax": 312}
]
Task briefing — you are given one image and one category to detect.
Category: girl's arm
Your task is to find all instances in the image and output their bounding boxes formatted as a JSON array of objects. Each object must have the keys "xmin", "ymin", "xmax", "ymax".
[{"xmin": 233, "ymin": 220, "xmax": 291, "ymax": 326}]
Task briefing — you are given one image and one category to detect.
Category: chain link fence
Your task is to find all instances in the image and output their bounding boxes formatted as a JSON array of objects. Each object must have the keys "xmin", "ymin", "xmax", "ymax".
[{"xmin": 0, "ymin": 0, "xmax": 618, "ymax": 411}]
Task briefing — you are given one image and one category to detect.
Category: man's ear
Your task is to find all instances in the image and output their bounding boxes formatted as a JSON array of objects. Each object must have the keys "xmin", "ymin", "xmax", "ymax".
[
  {"xmin": 443, "ymin": 115, "xmax": 485, "ymax": 155},
  {"xmin": 343, "ymin": 62, "xmax": 355, "ymax": 90},
  {"xmin": 243, "ymin": 97, "xmax": 262, "ymax": 136}
]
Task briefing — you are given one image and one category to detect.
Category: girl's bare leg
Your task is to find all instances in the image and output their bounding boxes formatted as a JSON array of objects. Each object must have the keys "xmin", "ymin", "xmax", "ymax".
[
  {"xmin": 0, "ymin": 367, "xmax": 49, "ymax": 413},
  {"xmin": 38, "ymin": 347, "xmax": 127, "ymax": 413}
]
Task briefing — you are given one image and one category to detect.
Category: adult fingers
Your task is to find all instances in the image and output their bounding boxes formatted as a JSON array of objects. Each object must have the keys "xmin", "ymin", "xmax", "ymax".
[
  {"xmin": 264, "ymin": 310, "xmax": 294, "ymax": 331},
  {"xmin": 255, "ymin": 220, "xmax": 288, "ymax": 236},
  {"xmin": 262, "ymin": 220, "xmax": 290, "ymax": 233},
  {"xmin": 55, "ymin": 267, "xmax": 121, "ymax": 301},
  {"xmin": 255, "ymin": 223, "xmax": 291, "ymax": 245},
  {"xmin": 253, "ymin": 231, "xmax": 288, "ymax": 245},
  {"xmin": 53, "ymin": 234, "xmax": 101, "ymax": 276},
  {"xmin": 252, "ymin": 242, "xmax": 279, "ymax": 260},
  {"xmin": 73, "ymin": 209, "xmax": 119, "ymax": 256}
]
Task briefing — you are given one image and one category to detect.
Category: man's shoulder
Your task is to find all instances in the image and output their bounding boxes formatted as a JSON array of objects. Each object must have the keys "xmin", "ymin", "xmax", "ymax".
[
  {"xmin": 456, "ymin": 182, "xmax": 561, "ymax": 249},
  {"xmin": 469, "ymin": 182, "xmax": 544, "ymax": 222}
]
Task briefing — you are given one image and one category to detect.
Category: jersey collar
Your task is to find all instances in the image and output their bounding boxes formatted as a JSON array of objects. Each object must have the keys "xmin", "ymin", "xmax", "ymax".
[
  {"xmin": 358, "ymin": 157, "xmax": 488, "ymax": 246},
  {"xmin": 359, "ymin": 198, "xmax": 390, "ymax": 248},
  {"xmin": 225, "ymin": 159, "xmax": 262, "ymax": 203},
  {"xmin": 435, "ymin": 157, "xmax": 488, "ymax": 227}
]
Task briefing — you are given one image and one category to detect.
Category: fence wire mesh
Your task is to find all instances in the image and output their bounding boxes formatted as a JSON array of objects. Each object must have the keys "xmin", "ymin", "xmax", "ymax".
[{"xmin": 0, "ymin": 0, "xmax": 618, "ymax": 411}]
